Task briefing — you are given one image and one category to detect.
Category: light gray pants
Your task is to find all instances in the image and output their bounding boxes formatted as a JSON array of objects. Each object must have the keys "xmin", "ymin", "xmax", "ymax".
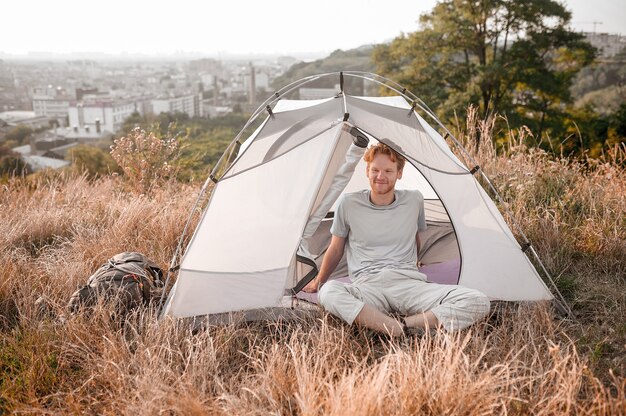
[{"xmin": 318, "ymin": 268, "xmax": 490, "ymax": 331}]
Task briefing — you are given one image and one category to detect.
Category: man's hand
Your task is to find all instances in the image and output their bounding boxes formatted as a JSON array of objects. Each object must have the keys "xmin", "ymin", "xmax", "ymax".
[
  {"xmin": 302, "ymin": 278, "xmax": 319, "ymax": 293},
  {"xmin": 301, "ymin": 235, "xmax": 346, "ymax": 294}
]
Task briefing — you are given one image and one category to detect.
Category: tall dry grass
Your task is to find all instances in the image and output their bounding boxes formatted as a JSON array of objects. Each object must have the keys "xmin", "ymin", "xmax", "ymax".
[
  {"xmin": 1, "ymin": 128, "xmax": 625, "ymax": 414},
  {"xmin": 457, "ymin": 107, "xmax": 625, "ymax": 381}
]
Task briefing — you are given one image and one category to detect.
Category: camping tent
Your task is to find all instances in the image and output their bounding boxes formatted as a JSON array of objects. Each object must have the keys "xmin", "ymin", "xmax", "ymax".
[{"xmin": 161, "ymin": 72, "xmax": 568, "ymax": 321}]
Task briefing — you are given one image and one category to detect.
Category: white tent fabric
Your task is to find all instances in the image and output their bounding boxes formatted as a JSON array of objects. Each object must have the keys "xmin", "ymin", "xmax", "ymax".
[
  {"xmin": 299, "ymin": 134, "xmax": 366, "ymax": 257},
  {"xmin": 166, "ymin": 124, "xmax": 344, "ymax": 317},
  {"xmin": 163, "ymin": 93, "xmax": 553, "ymax": 319}
]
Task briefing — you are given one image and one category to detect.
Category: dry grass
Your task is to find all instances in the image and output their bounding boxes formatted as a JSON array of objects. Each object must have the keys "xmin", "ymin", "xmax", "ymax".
[
  {"xmin": 1, "ymin": 130, "xmax": 625, "ymax": 414},
  {"xmin": 456, "ymin": 109, "xmax": 626, "ymax": 379}
]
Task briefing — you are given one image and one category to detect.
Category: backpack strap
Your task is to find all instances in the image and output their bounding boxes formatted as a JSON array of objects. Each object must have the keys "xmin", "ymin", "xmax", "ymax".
[{"xmin": 121, "ymin": 273, "xmax": 153, "ymax": 303}]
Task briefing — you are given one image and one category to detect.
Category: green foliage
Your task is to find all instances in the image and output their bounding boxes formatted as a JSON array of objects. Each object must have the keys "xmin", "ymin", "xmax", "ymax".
[
  {"xmin": 68, "ymin": 144, "xmax": 120, "ymax": 178},
  {"xmin": 117, "ymin": 112, "xmax": 252, "ymax": 183},
  {"xmin": 554, "ymin": 275, "xmax": 578, "ymax": 301},
  {"xmin": 176, "ymin": 126, "xmax": 234, "ymax": 181},
  {"xmin": 540, "ymin": 103, "xmax": 626, "ymax": 158},
  {"xmin": 121, "ymin": 111, "xmax": 190, "ymax": 134},
  {"xmin": 0, "ymin": 146, "xmax": 30, "ymax": 178},
  {"xmin": 4, "ymin": 125, "xmax": 33, "ymax": 146},
  {"xmin": 373, "ymin": 0, "xmax": 595, "ymax": 150},
  {"xmin": 613, "ymin": 104, "xmax": 626, "ymax": 137},
  {"xmin": 0, "ymin": 156, "xmax": 28, "ymax": 178},
  {"xmin": 0, "ymin": 328, "xmax": 62, "ymax": 412}
]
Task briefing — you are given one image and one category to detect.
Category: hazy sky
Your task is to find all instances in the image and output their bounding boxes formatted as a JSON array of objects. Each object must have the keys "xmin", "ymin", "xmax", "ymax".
[{"xmin": 2, "ymin": 0, "xmax": 625, "ymax": 57}]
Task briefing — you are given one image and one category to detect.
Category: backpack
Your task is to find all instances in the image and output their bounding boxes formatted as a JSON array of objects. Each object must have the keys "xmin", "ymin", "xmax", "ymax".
[{"xmin": 68, "ymin": 252, "xmax": 164, "ymax": 314}]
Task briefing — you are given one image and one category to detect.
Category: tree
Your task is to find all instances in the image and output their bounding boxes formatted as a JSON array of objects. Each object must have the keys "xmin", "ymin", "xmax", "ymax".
[
  {"xmin": 373, "ymin": 0, "xmax": 595, "ymax": 146},
  {"xmin": 613, "ymin": 103, "xmax": 626, "ymax": 138},
  {"xmin": 0, "ymin": 146, "xmax": 30, "ymax": 177},
  {"xmin": 4, "ymin": 125, "xmax": 33, "ymax": 146},
  {"xmin": 68, "ymin": 144, "xmax": 119, "ymax": 178}
]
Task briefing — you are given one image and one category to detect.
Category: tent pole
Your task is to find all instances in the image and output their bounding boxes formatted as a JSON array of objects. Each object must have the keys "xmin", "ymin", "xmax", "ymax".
[
  {"xmin": 529, "ymin": 245, "xmax": 574, "ymax": 319},
  {"xmin": 213, "ymin": 73, "xmax": 348, "ymax": 181}
]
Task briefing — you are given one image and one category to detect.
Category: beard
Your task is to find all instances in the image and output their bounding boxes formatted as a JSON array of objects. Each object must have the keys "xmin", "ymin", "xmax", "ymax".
[{"xmin": 370, "ymin": 180, "xmax": 395, "ymax": 196}]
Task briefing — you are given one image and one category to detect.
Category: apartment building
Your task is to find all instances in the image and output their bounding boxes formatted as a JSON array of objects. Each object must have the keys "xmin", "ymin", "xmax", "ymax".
[
  {"xmin": 68, "ymin": 99, "xmax": 142, "ymax": 133},
  {"xmin": 151, "ymin": 93, "xmax": 203, "ymax": 118},
  {"xmin": 32, "ymin": 96, "xmax": 71, "ymax": 123},
  {"xmin": 584, "ymin": 32, "xmax": 626, "ymax": 58}
]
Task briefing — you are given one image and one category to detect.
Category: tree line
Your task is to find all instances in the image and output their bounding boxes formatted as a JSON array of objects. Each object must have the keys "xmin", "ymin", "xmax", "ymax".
[{"xmin": 277, "ymin": 0, "xmax": 625, "ymax": 157}]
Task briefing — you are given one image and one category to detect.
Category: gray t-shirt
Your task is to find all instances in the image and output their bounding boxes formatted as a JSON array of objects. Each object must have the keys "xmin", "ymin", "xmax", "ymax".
[{"xmin": 331, "ymin": 189, "xmax": 427, "ymax": 279}]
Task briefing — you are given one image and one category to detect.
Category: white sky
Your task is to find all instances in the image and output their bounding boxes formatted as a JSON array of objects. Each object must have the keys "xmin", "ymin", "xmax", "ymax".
[{"xmin": 1, "ymin": 0, "xmax": 625, "ymax": 57}]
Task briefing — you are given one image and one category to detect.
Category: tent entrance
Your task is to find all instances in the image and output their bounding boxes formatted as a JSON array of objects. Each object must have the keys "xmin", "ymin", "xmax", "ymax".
[{"xmin": 291, "ymin": 129, "xmax": 462, "ymax": 297}]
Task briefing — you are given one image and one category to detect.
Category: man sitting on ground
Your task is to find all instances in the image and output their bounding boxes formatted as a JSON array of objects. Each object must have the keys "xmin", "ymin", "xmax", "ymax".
[{"xmin": 303, "ymin": 142, "xmax": 490, "ymax": 336}]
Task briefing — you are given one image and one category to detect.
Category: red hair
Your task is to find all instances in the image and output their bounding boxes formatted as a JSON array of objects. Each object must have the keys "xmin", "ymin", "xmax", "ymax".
[{"xmin": 363, "ymin": 142, "xmax": 405, "ymax": 171}]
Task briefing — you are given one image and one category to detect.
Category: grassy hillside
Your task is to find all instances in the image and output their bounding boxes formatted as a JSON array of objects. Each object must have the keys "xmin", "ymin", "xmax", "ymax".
[
  {"xmin": 0, "ymin": 119, "xmax": 625, "ymax": 413},
  {"xmin": 272, "ymin": 46, "xmax": 376, "ymax": 95}
]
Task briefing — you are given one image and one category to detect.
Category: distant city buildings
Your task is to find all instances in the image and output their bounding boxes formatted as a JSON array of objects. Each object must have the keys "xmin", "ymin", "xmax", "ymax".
[
  {"xmin": 68, "ymin": 98, "xmax": 142, "ymax": 134},
  {"xmin": 12, "ymin": 142, "xmax": 72, "ymax": 172},
  {"xmin": 0, "ymin": 110, "xmax": 50, "ymax": 128},
  {"xmin": 6, "ymin": 55, "xmax": 298, "ymax": 137},
  {"xmin": 299, "ymin": 85, "xmax": 341, "ymax": 100},
  {"xmin": 0, "ymin": 61, "xmax": 21, "ymax": 111},
  {"xmin": 583, "ymin": 32, "xmax": 626, "ymax": 59},
  {"xmin": 32, "ymin": 95, "xmax": 71, "ymax": 124},
  {"xmin": 151, "ymin": 93, "xmax": 203, "ymax": 118},
  {"xmin": 0, "ymin": 55, "xmax": 301, "ymax": 172}
]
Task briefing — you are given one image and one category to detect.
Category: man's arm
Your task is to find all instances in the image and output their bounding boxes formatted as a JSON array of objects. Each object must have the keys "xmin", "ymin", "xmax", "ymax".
[
  {"xmin": 416, "ymin": 191, "xmax": 426, "ymax": 267},
  {"xmin": 416, "ymin": 231, "xmax": 421, "ymax": 255},
  {"xmin": 416, "ymin": 231, "xmax": 423, "ymax": 268},
  {"xmin": 302, "ymin": 235, "xmax": 346, "ymax": 293}
]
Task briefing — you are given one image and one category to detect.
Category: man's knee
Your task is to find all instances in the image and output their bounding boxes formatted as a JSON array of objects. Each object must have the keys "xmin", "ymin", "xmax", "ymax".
[
  {"xmin": 456, "ymin": 287, "xmax": 491, "ymax": 319},
  {"xmin": 318, "ymin": 280, "xmax": 346, "ymax": 309},
  {"xmin": 435, "ymin": 288, "xmax": 491, "ymax": 331},
  {"xmin": 318, "ymin": 280, "xmax": 365, "ymax": 324},
  {"xmin": 473, "ymin": 291, "xmax": 491, "ymax": 319}
]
